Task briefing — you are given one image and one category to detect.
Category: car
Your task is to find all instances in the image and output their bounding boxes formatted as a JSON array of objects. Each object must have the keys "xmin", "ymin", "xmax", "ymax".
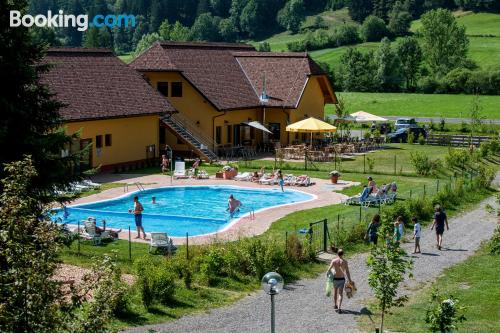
[
  {"xmin": 395, "ymin": 118, "xmax": 416, "ymax": 130},
  {"xmin": 386, "ymin": 127, "xmax": 427, "ymax": 143}
]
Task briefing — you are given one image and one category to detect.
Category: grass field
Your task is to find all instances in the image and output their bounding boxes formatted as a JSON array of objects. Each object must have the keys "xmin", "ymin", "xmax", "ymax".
[
  {"xmin": 325, "ymin": 92, "xmax": 500, "ymax": 119},
  {"xmin": 380, "ymin": 242, "xmax": 500, "ymax": 333}
]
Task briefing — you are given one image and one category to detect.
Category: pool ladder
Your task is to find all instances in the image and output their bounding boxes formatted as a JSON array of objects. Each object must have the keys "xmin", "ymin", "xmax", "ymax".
[{"xmin": 123, "ymin": 182, "xmax": 145, "ymax": 192}]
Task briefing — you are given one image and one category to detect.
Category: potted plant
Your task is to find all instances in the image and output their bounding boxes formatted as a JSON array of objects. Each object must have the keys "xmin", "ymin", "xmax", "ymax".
[{"xmin": 329, "ymin": 170, "xmax": 340, "ymax": 184}]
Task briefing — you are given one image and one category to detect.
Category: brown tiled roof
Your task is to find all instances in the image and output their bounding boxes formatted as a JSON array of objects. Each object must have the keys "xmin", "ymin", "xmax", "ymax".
[
  {"xmin": 42, "ymin": 48, "xmax": 175, "ymax": 121},
  {"xmin": 130, "ymin": 41, "xmax": 335, "ymax": 110}
]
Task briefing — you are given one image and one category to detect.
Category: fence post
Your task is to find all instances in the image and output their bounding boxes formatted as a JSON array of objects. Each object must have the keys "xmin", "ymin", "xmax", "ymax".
[
  {"xmin": 323, "ymin": 219, "xmax": 328, "ymax": 253},
  {"xmin": 359, "ymin": 205, "xmax": 362, "ymax": 223},
  {"xmin": 394, "ymin": 155, "xmax": 396, "ymax": 175},
  {"xmin": 423, "ymin": 184, "xmax": 426, "ymax": 198},
  {"xmin": 186, "ymin": 232, "xmax": 189, "ymax": 260},
  {"xmin": 77, "ymin": 220, "xmax": 80, "ymax": 256},
  {"xmin": 363, "ymin": 154, "xmax": 366, "ymax": 174},
  {"xmin": 128, "ymin": 226, "xmax": 132, "ymax": 261}
]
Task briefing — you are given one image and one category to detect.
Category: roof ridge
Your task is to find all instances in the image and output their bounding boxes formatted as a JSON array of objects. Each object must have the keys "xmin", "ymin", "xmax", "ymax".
[
  {"xmin": 47, "ymin": 47, "xmax": 113, "ymax": 54},
  {"xmin": 232, "ymin": 51, "xmax": 308, "ymax": 58},
  {"xmin": 159, "ymin": 41, "xmax": 255, "ymax": 50}
]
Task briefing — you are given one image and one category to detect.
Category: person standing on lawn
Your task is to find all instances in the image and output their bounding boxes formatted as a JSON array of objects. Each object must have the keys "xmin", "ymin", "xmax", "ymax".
[
  {"xmin": 366, "ymin": 214, "xmax": 381, "ymax": 245},
  {"xmin": 129, "ymin": 196, "xmax": 146, "ymax": 239},
  {"xmin": 431, "ymin": 205, "xmax": 449, "ymax": 250}
]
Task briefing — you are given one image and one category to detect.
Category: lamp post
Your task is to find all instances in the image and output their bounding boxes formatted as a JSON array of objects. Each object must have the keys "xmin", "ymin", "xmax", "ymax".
[{"xmin": 261, "ymin": 272, "xmax": 284, "ymax": 333}]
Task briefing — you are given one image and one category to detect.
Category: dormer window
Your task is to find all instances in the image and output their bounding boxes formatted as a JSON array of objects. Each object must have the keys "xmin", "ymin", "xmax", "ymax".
[
  {"xmin": 157, "ymin": 82, "xmax": 168, "ymax": 96},
  {"xmin": 172, "ymin": 82, "xmax": 182, "ymax": 97}
]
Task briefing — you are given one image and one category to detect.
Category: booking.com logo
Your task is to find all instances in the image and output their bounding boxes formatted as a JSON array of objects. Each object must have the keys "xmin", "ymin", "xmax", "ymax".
[{"xmin": 10, "ymin": 10, "xmax": 136, "ymax": 32}]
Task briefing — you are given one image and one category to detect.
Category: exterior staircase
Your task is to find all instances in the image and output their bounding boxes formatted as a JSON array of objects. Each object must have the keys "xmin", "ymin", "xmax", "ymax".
[{"xmin": 161, "ymin": 113, "xmax": 218, "ymax": 162}]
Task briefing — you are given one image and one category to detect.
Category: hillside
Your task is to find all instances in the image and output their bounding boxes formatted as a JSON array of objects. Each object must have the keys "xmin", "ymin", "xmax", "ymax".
[{"xmin": 254, "ymin": 10, "xmax": 500, "ymax": 71}]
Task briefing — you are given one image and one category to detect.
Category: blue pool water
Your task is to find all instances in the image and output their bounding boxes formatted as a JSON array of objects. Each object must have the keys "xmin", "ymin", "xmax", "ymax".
[{"xmin": 52, "ymin": 186, "xmax": 314, "ymax": 236}]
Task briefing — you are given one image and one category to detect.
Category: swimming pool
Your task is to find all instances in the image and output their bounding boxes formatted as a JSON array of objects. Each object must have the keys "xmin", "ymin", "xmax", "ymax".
[{"xmin": 52, "ymin": 186, "xmax": 315, "ymax": 237}]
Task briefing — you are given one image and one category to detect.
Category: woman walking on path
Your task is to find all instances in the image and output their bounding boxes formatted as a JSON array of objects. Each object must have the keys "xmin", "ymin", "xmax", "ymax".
[
  {"xmin": 366, "ymin": 214, "xmax": 381, "ymax": 245},
  {"xmin": 327, "ymin": 249, "xmax": 352, "ymax": 314},
  {"xmin": 431, "ymin": 205, "xmax": 449, "ymax": 250}
]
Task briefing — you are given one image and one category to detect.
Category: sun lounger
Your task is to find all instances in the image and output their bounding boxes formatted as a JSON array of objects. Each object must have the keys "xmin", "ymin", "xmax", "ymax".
[
  {"xmin": 259, "ymin": 174, "xmax": 277, "ymax": 185},
  {"xmin": 234, "ymin": 172, "xmax": 252, "ymax": 181},
  {"xmin": 295, "ymin": 175, "xmax": 311, "ymax": 186},
  {"xmin": 283, "ymin": 175, "xmax": 296, "ymax": 186},
  {"xmin": 82, "ymin": 220, "xmax": 111, "ymax": 245},
  {"xmin": 197, "ymin": 170, "xmax": 210, "ymax": 179},
  {"xmin": 82, "ymin": 179, "xmax": 101, "ymax": 188},
  {"xmin": 149, "ymin": 232, "xmax": 177, "ymax": 254},
  {"xmin": 174, "ymin": 161, "xmax": 189, "ymax": 179}
]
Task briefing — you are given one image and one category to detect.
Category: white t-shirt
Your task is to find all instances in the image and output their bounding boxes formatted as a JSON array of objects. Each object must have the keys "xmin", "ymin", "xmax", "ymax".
[{"xmin": 414, "ymin": 223, "xmax": 421, "ymax": 238}]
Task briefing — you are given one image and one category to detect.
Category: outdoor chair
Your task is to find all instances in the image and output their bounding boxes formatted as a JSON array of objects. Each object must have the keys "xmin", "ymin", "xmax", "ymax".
[
  {"xmin": 174, "ymin": 161, "xmax": 188, "ymax": 179},
  {"xmin": 295, "ymin": 175, "xmax": 311, "ymax": 187},
  {"xmin": 83, "ymin": 220, "xmax": 111, "ymax": 245},
  {"xmin": 259, "ymin": 174, "xmax": 277, "ymax": 185},
  {"xmin": 149, "ymin": 232, "xmax": 177, "ymax": 254}
]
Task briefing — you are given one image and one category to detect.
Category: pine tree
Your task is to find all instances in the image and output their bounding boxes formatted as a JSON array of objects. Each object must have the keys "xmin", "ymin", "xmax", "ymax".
[{"xmin": 348, "ymin": 0, "xmax": 374, "ymax": 23}]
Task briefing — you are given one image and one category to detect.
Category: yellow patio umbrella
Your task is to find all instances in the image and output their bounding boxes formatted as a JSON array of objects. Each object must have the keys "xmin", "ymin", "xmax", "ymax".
[{"xmin": 286, "ymin": 117, "xmax": 337, "ymax": 147}]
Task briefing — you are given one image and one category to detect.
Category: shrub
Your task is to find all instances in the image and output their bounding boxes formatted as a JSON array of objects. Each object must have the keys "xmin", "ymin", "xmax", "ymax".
[
  {"xmin": 286, "ymin": 234, "xmax": 305, "ymax": 263},
  {"xmin": 445, "ymin": 148, "xmax": 471, "ymax": 170},
  {"xmin": 408, "ymin": 131, "xmax": 415, "ymax": 144},
  {"xmin": 490, "ymin": 226, "xmax": 500, "ymax": 255},
  {"xmin": 135, "ymin": 257, "xmax": 176, "ymax": 308},
  {"xmin": 418, "ymin": 133, "xmax": 426, "ymax": 145},
  {"xmin": 366, "ymin": 156, "xmax": 375, "ymax": 172},
  {"xmin": 439, "ymin": 117, "xmax": 446, "ymax": 132},
  {"xmin": 474, "ymin": 164, "xmax": 495, "ymax": 188},
  {"xmin": 410, "ymin": 151, "xmax": 441, "ymax": 176},
  {"xmin": 331, "ymin": 24, "xmax": 361, "ymax": 46},
  {"xmin": 425, "ymin": 290, "xmax": 466, "ymax": 333}
]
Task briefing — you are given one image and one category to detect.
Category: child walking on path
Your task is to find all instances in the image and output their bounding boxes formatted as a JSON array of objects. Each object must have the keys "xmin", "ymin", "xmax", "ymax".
[{"xmin": 412, "ymin": 217, "xmax": 421, "ymax": 254}]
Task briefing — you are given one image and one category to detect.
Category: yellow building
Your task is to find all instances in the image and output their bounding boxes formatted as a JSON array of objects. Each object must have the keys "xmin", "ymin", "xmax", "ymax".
[
  {"xmin": 43, "ymin": 48, "xmax": 175, "ymax": 171},
  {"xmin": 131, "ymin": 42, "xmax": 337, "ymax": 161}
]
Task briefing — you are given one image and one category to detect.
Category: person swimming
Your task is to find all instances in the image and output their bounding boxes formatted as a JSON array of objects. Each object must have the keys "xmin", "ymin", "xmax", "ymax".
[{"xmin": 227, "ymin": 194, "xmax": 242, "ymax": 217}]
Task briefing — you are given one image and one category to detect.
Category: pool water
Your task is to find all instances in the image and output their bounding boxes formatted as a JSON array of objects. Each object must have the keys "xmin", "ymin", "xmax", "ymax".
[{"xmin": 52, "ymin": 186, "xmax": 314, "ymax": 236}]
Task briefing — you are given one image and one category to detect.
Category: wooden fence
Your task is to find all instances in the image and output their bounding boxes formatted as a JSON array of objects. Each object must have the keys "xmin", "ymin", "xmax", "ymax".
[{"xmin": 426, "ymin": 134, "xmax": 495, "ymax": 147}]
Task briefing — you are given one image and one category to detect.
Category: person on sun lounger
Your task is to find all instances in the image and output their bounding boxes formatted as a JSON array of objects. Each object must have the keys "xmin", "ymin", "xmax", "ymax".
[{"xmin": 227, "ymin": 194, "xmax": 242, "ymax": 217}]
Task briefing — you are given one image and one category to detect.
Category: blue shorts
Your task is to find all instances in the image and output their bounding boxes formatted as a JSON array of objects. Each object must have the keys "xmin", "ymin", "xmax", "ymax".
[
  {"xmin": 279, "ymin": 179, "xmax": 284, "ymax": 186},
  {"xmin": 135, "ymin": 214, "xmax": 142, "ymax": 227}
]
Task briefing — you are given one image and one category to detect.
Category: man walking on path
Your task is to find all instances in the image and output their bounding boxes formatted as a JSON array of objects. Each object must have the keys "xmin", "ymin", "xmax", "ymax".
[
  {"xmin": 431, "ymin": 205, "xmax": 449, "ymax": 250},
  {"xmin": 327, "ymin": 249, "xmax": 352, "ymax": 314},
  {"xmin": 129, "ymin": 196, "xmax": 146, "ymax": 239}
]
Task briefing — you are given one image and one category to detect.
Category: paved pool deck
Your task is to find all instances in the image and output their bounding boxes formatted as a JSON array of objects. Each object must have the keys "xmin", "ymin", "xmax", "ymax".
[{"xmin": 68, "ymin": 174, "xmax": 359, "ymax": 245}]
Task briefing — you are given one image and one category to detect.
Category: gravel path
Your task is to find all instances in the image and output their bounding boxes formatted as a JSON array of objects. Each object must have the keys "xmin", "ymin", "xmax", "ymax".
[{"xmin": 124, "ymin": 194, "xmax": 499, "ymax": 333}]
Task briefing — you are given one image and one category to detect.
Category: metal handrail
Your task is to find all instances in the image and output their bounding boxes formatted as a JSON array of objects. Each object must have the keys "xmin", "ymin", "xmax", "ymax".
[{"xmin": 169, "ymin": 113, "xmax": 217, "ymax": 152}]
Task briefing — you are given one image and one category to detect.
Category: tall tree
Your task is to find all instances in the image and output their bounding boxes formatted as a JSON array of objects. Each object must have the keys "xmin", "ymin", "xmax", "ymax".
[
  {"xmin": 339, "ymin": 48, "xmax": 378, "ymax": 91},
  {"xmin": 82, "ymin": 27, "xmax": 100, "ymax": 47},
  {"xmin": 396, "ymin": 36, "xmax": 422, "ymax": 90},
  {"xmin": 420, "ymin": 9, "xmax": 469, "ymax": 76},
  {"xmin": 0, "ymin": 0, "xmax": 81, "ymax": 201},
  {"xmin": 210, "ymin": 0, "xmax": 232, "ymax": 17},
  {"xmin": 388, "ymin": 0, "xmax": 412, "ymax": 36},
  {"xmin": 277, "ymin": 0, "xmax": 306, "ymax": 33},
  {"xmin": 190, "ymin": 13, "xmax": 222, "ymax": 41},
  {"xmin": 218, "ymin": 18, "xmax": 239, "ymax": 41},
  {"xmin": 375, "ymin": 37, "xmax": 404, "ymax": 91},
  {"xmin": 170, "ymin": 21, "xmax": 191, "ymax": 41},
  {"xmin": 361, "ymin": 15, "xmax": 390, "ymax": 42},
  {"xmin": 348, "ymin": 0, "xmax": 374, "ymax": 23},
  {"xmin": 373, "ymin": 0, "xmax": 395, "ymax": 21}
]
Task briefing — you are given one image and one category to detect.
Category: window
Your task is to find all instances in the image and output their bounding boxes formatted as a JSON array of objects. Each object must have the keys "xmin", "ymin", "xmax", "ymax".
[
  {"xmin": 159, "ymin": 126, "xmax": 166, "ymax": 145},
  {"xmin": 171, "ymin": 82, "xmax": 182, "ymax": 97},
  {"xmin": 227, "ymin": 125, "xmax": 232, "ymax": 143},
  {"xmin": 216, "ymin": 126, "xmax": 222, "ymax": 144},
  {"xmin": 157, "ymin": 82, "xmax": 168, "ymax": 96},
  {"xmin": 105, "ymin": 134, "xmax": 112, "ymax": 147},
  {"xmin": 95, "ymin": 135, "xmax": 103, "ymax": 148}
]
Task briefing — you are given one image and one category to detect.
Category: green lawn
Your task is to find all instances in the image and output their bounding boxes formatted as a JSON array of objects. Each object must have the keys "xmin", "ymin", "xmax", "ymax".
[
  {"xmin": 326, "ymin": 92, "xmax": 500, "ymax": 119},
  {"xmin": 411, "ymin": 11, "xmax": 500, "ymax": 36},
  {"xmin": 381, "ymin": 243, "xmax": 500, "ymax": 333},
  {"xmin": 468, "ymin": 36, "xmax": 500, "ymax": 69},
  {"xmin": 310, "ymin": 41, "xmax": 380, "ymax": 66},
  {"xmin": 118, "ymin": 53, "xmax": 133, "ymax": 64}
]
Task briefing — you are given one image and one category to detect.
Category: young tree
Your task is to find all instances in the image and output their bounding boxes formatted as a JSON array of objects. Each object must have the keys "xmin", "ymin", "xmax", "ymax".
[
  {"xmin": 468, "ymin": 94, "xmax": 484, "ymax": 136},
  {"xmin": 219, "ymin": 18, "xmax": 239, "ymax": 42},
  {"xmin": 133, "ymin": 32, "xmax": 161, "ymax": 57},
  {"xmin": 349, "ymin": 0, "xmax": 374, "ymax": 23},
  {"xmin": 361, "ymin": 15, "xmax": 390, "ymax": 42},
  {"xmin": 375, "ymin": 37, "xmax": 404, "ymax": 91},
  {"xmin": 366, "ymin": 221, "xmax": 413, "ymax": 333},
  {"xmin": 277, "ymin": 0, "xmax": 306, "ymax": 34},
  {"xmin": 388, "ymin": 0, "xmax": 412, "ymax": 36},
  {"xmin": 396, "ymin": 36, "xmax": 423, "ymax": 90},
  {"xmin": 420, "ymin": 9, "xmax": 469, "ymax": 76},
  {"xmin": 373, "ymin": 0, "xmax": 396, "ymax": 21},
  {"xmin": 159, "ymin": 20, "xmax": 172, "ymax": 40},
  {"xmin": 170, "ymin": 21, "xmax": 191, "ymax": 41},
  {"xmin": 257, "ymin": 41, "xmax": 271, "ymax": 52},
  {"xmin": 1, "ymin": 0, "xmax": 81, "ymax": 201}
]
